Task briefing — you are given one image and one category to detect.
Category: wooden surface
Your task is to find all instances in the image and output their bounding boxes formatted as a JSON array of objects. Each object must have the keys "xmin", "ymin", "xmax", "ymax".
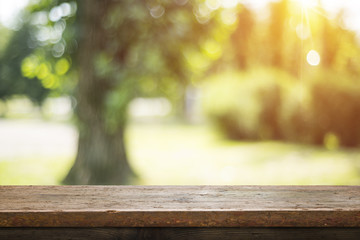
[
  {"xmin": 1, "ymin": 228, "xmax": 360, "ymax": 240},
  {"xmin": 1, "ymin": 185, "xmax": 360, "ymax": 227}
]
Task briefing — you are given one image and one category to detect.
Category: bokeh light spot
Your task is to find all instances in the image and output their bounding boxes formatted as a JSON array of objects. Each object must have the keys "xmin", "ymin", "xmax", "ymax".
[
  {"xmin": 55, "ymin": 58, "xmax": 70, "ymax": 75},
  {"xmin": 306, "ymin": 50, "xmax": 320, "ymax": 66},
  {"xmin": 49, "ymin": 6, "xmax": 62, "ymax": 22},
  {"xmin": 206, "ymin": 0, "xmax": 221, "ymax": 10},
  {"xmin": 42, "ymin": 75, "xmax": 59, "ymax": 89},
  {"xmin": 21, "ymin": 56, "xmax": 39, "ymax": 78},
  {"xmin": 36, "ymin": 63, "xmax": 50, "ymax": 80},
  {"xmin": 150, "ymin": 5, "xmax": 165, "ymax": 19},
  {"xmin": 203, "ymin": 40, "xmax": 222, "ymax": 60},
  {"xmin": 222, "ymin": 0, "xmax": 238, "ymax": 9}
]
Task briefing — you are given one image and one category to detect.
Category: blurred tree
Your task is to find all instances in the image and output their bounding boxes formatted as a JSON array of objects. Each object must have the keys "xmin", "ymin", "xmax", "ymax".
[
  {"xmin": 60, "ymin": 0, "xmax": 222, "ymax": 184},
  {"xmin": 320, "ymin": 12, "xmax": 340, "ymax": 69},
  {"xmin": 202, "ymin": 0, "xmax": 360, "ymax": 147},
  {"xmin": 63, "ymin": 1, "xmax": 136, "ymax": 184},
  {"xmin": 267, "ymin": 0, "xmax": 288, "ymax": 68},
  {"xmin": 0, "ymin": 0, "xmax": 223, "ymax": 184},
  {"xmin": 230, "ymin": 4, "xmax": 254, "ymax": 70},
  {"xmin": 0, "ymin": 0, "xmax": 78, "ymax": 106}
]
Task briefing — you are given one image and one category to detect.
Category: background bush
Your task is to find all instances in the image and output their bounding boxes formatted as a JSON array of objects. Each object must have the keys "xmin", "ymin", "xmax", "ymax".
[{"xmin": 202, "ymin": 68, "xmax": 360, "ymax": 148}]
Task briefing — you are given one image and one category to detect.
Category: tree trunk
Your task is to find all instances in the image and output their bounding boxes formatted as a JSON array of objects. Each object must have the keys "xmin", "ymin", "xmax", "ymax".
[{"xmin": 63, "ymin": 0, "xmax": 136, "ymax": 185}]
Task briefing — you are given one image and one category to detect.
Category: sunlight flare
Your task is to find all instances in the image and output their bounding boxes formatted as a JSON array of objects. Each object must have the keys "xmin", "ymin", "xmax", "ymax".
[{"xmin": 294, "ymin": 0, "xmax": 318, "ymax": 9}]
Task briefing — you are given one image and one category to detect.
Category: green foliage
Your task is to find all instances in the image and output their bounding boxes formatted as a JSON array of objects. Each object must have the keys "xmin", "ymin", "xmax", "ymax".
[
  {"xmin": 73, "ymin": 0, "xmax": 228, "ymax": 129},
  {"xmin": 0, "ymin": 24, "xmax": 49, "ymax": 103},
  {"xmin": 0, "ymin": 0, "xmax": 77, "ymax": 104},
  {"xmin": 201, "ymin": 0, "xmax": 360, "ymax": 148},
  {"xmin": 307, "ymin": 70, "xmax": 360, "ymax": 147},
  {"xmin": 203, "ymin": 68, "xmax": 360, "ymax": 147},
  {"xmin": 0, "ymin": 25, "xmax": 12, "ymax": 54},
  {"xmin": 2, "ymin": 0, "xmax": 360, "ymax": 149},
  {"xmin": 202, "ymin": 68, "xmax": 295, "ymax": 140}
]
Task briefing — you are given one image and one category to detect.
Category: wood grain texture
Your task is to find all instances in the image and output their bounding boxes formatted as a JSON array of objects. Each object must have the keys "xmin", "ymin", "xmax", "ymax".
[
  {"xmin": 1, "ymin": 228, "xmax": 360, "ymax": 240},
  {"xmin": 1, "ymin": 186, "xmax": 360, "ymax": 227}
]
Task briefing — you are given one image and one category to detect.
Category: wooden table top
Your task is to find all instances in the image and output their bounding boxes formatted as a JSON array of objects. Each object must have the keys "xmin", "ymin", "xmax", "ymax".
[{"xmin": 1, "ymin": 185, "xmax": 359, "ymax": 227}]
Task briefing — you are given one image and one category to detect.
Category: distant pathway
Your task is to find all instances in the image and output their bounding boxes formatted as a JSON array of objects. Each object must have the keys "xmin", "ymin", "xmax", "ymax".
[{"xmin": 0, "ymin": 119, "xmax": 77, "ymax": 160}]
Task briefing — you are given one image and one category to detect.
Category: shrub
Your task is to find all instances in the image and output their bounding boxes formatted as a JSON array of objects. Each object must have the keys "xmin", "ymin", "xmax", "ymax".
[
  {"xmin": 308, "ymin": 70, "xmax": 360, "ymax": 147},
  {"xmin": 202, "ymin": 68, "xmax": 360, "ymax": 147},
  {"xmin": 202, "ymin": 68, "xmax": 295, "ymax": 140}
]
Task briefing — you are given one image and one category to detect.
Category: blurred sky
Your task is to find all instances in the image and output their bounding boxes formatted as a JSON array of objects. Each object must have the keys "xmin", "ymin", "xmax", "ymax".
[
  {"xmin": 0, "ymin": 0, "xmax": 359, "ymax": 32},
  {"xmin": 0, "ymin": 0, "xmax": 29, "ymax": 29},
  {"xmin": 243, "ymin": 0, "xmax": 360, "ymax": 35},
  {"xmin": 318, "ymin": 0, "xmax": 360, "ymax": 34}
]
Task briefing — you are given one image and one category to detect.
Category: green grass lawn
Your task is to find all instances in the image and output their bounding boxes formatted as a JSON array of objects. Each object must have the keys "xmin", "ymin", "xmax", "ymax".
[
  {"xmin": 1, "ymin": 122, "xmax": 360, "ymax": 185},
  {"xmin": 127, "ymin": 124, "xmax": 360, "ymax": 185}
]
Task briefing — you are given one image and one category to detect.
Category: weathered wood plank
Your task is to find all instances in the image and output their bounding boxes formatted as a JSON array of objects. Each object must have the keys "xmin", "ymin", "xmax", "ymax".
[
  {"xmin": 1, "ymin": 228, "xmax": 360, "ymax": 240},
  {"xmin": 1, "ymin": 186, "xmax": 360, "ymax": 227}
]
